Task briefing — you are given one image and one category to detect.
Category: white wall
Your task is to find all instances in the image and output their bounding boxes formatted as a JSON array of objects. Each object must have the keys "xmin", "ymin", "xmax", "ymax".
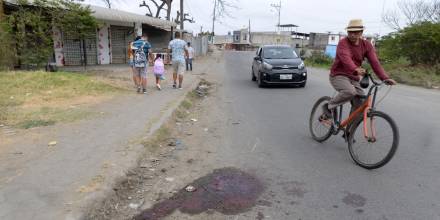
[
  {"xmin": 52, "ymin": 27, "xmax": 64, "ymax": 66},
  {"xmin": 98, "ymin": 23, "xmax": 111, "ymax": 65},
  {"xmin": 328, "ymin": 34, "xmax": 341, "ymax": 45}
]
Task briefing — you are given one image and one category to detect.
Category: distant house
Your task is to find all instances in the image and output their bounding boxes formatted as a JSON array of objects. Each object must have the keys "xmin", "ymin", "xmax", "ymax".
[
  {"xmin": 250, "ymin": 31, "xmax": 309, "ymax": 49},
  {"xmin": 213, "ymin": 29, "xmax": 310, "ymax": 51},
  {"xmin": 4, "ymin": 0, "xmax": 177, "ymax": 66}
]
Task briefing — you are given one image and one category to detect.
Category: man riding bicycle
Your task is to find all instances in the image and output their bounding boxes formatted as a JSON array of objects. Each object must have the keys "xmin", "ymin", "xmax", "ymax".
[{"xmin": 322, "ymin": 19, "xmax": 397, "ymax": 120}]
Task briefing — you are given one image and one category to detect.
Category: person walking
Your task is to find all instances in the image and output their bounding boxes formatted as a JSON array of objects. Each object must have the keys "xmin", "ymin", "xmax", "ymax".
[
  {"xmin": 128, "ymin": 36, "xmax": 141, "ymax": 89},
  {"xmin": 167, "ymin": 32, "xmax": 188, "ymax": 89},
  {"xmin": 185, "ymin": 42, "xmax": 194, "ymax": 71},
  {"xmin": 153, "ymin": 54, "xmax": 165, "ymax": 90},
  {"xmin": 131, "ymin": 34, "xmax": 153, "ymax": 94}
]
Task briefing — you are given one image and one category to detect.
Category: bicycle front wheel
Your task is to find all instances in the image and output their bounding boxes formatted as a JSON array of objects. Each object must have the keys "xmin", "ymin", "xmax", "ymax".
[
  {"xmin": 348, "ymin": 111, "xmax": 399, "ymax": 169},
  {"xmin": 309, "ymin": 96, "xmax": 334, "ymax": 142}
]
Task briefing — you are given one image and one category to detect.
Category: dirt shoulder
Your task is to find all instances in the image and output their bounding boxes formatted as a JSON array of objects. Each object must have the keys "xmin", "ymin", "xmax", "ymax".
[
  {"xmin": 0, "ymin": 53, "xmax": 218, "ymax": 220},
  {"xmin": 83, "ymin": 52, "xmax": 258, "ymax": 220}
]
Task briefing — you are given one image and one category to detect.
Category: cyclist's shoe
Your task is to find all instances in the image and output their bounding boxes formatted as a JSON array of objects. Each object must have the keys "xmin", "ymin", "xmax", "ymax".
[{"xmin": 320, "ymin": 103, "xmax": 333, "ymax": 120}]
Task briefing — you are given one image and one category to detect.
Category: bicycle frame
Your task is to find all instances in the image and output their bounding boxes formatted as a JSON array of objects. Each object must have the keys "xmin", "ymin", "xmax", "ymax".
[{"xmin": 336, "ymin": 73, "xmax": 382, "ymax": 140}]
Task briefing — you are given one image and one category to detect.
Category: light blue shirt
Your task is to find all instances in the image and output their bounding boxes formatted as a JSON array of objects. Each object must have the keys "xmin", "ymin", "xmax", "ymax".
[{"xmin": 168, "ymin": 39, "xmax": 187, "ymax": 63}]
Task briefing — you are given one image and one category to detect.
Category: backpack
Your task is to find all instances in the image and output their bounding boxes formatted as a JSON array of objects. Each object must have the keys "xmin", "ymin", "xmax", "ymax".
[
  {"xmin": 153, "ymin": 58, "xmax": 165, "ymax": 74},
  {"xmin": 134, "ymin": 42, "xmax": 147, "ymax": 68}
]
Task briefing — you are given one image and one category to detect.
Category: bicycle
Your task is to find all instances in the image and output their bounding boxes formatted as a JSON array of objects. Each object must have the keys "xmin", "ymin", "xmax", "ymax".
[{"xmin": 309, "ymin": 72, "xmax": 399, "ymax": 169}]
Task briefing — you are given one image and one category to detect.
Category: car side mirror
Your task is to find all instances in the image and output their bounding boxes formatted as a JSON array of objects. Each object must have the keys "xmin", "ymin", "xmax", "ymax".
[{"xmin": 254, "ymin": 56, "xmax": 260, "ymax": 61}]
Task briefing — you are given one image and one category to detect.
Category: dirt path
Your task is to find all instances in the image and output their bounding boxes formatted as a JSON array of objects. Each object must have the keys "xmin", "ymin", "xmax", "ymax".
[
  {"xmin": 0, "ymin": 53, "xmax": 219, "ymax": 220},
  {"xmin": 84, "ymin": 51, "xmax": 269, "ymax": 220}
]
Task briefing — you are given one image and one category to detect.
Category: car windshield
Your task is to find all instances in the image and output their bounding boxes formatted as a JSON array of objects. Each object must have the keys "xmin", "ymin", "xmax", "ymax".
[{"xmin": 263, "ymin": 47, "xmax": 298, "ymax": 59}]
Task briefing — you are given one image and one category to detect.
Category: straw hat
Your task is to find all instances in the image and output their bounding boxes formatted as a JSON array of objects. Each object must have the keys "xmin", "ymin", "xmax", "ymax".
[{"xmin": 346, "ymin": 19, "xmax": 365, "ymax": 32}]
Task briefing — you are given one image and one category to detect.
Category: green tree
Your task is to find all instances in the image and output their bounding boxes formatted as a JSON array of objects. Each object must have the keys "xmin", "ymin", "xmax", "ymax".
[
  {"xmin": 52, "ymin": 0, "xmax": 99, "ymax": 67},
  {"xmin": 1, "ymin": 0, "xmax": 98, "ymax": 69},
  {"xmin": 399, "ymin": 22, "xmax": 440, "ymax": 65},
  {"xmin": 378, "ymin": 21, "xmax": 440, "ymax": 66},
  {"xmin": 4, "ymin": 0, "xmax": 55, "ymax": 68}
]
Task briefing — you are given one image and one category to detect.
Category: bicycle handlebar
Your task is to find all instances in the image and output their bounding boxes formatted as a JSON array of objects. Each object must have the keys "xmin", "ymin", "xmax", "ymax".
[{"xmin": 365, "ymin": 70, "xmax": 383, "ymax": 86}]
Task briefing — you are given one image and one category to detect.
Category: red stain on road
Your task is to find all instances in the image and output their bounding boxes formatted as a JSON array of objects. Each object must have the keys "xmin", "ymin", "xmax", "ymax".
[{"xmin": 134, "ymin": 167, "xmax": 264, "ymax": 220}]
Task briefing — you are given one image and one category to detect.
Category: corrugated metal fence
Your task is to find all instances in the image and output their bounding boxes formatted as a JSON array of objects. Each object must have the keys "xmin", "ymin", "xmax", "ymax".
[{"xmin": 189, "ymin": 36, "xmax": 209, "ymax": 57}]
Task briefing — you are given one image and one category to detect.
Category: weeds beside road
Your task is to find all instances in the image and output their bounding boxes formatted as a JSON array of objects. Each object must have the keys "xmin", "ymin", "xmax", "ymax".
[{"xmin": 0, "ymin": 71, "xmax": 129, "ymax": 129}]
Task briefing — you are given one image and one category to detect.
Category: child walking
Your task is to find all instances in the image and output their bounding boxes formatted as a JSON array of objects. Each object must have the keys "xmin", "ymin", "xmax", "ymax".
[{"xmin": 153, "ymin": 54, "xmax": 165, "ymax": 90}]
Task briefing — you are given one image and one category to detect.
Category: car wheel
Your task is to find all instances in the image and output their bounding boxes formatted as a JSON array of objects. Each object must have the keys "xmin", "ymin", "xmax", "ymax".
[
  {"xmin": 258, "ymin": 72, "xmax": 265, "ymax": 88},
  {"xmin": 251, "ymin": 68, "xmax": 256, "ymax": 81}
]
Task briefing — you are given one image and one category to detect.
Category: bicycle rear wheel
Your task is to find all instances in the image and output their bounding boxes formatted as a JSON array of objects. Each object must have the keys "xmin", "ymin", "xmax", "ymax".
[
  {"xmin": 348, "ymin": 111, "xmax": 399, "ymax": 169},
  {"xmin": 309, "ymin": 96, "xmax": 334, "ymax": 142}
]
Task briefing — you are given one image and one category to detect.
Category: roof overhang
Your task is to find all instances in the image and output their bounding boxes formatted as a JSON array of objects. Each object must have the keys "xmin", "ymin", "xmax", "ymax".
[
  {"xmin": 89, "ymin": 5, "xmax": 176, "ymax": 31},
  {"xmin": 4, "ymin": 0, "xmax": 177, "ymax": 31}
]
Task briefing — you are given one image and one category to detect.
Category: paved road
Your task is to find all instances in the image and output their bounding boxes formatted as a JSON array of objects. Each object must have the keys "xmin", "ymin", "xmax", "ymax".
[{"xmin": 217, "ymin": 51, "xmax": 440, "ymax": 219}]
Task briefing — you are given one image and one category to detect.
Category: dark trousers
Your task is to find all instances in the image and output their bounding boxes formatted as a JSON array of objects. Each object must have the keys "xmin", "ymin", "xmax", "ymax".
[{"xmin": 186, "ymin": 58, "xmax": 193, "ymax": 71}]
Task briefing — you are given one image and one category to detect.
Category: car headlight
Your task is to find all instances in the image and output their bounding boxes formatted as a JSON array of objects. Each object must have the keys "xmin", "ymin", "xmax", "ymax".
[
  {"xmin": 298, "ymin": 61, "xmax": 305, "ymax": 70},
  {"xmin": 263, "ymin": 62, "xmax": 273, "ymax": 70}
]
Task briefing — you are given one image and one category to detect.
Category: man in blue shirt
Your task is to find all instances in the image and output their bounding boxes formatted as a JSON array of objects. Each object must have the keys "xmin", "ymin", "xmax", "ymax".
[
  {"xmin": 168, "ymin": 32, "xmax": 188, "ymax": 89},
  {"xmin": 131, "ymin": 34, "xmax": 152, "ymax": 94}
]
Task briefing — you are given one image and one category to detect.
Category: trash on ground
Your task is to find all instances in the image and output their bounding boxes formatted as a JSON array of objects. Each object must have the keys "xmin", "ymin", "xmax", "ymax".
[
  {"xmin": 190, "ymin": 118, "xmax": 198, "ymax": 122},
  {"xmin": 48, "ymin": 141, "xmax": 57, "ymax": 147},
  {"xmin": 185, "ymin": 185, "xmax": 196, "ymax": 192},
  {"xmin": 150, "ymin": 158, "xmax": 160, "ymax": 162},
  {"xmin": 129, "ymin": 200, "xmax": 144, "ymax": 209},
  {"xmin": 165, "ymin": 177, "xmax": 175, "ymax": 182}
]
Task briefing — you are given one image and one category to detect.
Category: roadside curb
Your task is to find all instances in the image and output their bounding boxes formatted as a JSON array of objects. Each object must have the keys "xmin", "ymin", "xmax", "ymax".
[{"xmin": 67, "ymin": 78, "xmax": 202, "ymax": 220}]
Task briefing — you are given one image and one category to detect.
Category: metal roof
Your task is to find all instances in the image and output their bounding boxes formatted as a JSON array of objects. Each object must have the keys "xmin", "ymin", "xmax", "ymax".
[
  {"xmin": 4, "ymin": 0, "xmax": 176, "ymax": 31},
  {"xmin": 89, "ymin": 5, "xmax": 176, "ymax": 31}
]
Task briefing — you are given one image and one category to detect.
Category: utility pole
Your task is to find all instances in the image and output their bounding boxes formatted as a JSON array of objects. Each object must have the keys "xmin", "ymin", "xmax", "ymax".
[
  {"xmin": 212, "ymin": 0, "xmax": 217, "ymax": 35},
  {"xmin": 270, "ymin": 0, "xmax": 281, "ymax": 32},
  {"xmin": 248, "ymin": 19, "xmax": 251, "ymax": 44},
  {"xmin": 180, "ymin": 0, "xmax": 184, "ymax": 30}
]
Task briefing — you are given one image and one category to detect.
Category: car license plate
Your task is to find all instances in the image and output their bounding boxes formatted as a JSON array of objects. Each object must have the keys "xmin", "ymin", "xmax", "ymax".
[{"xmin": 280, "ymin": 74, "xmax": 292, "ymax": 80}]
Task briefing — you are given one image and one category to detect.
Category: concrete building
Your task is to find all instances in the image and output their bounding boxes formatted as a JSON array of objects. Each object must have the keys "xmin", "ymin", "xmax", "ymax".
[
  {"xmin": 55, "ymin": 5, "xmax": 176, "ymax": 66},
  {"xmin": 250, "ymin": 31, "xmax": 309, "ymax": 48},
  {"xmin": 4, "ymin": 0, "xmax": 177, "ymax": 67}
]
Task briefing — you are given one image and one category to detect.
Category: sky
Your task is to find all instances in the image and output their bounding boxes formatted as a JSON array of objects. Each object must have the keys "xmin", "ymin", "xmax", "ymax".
[{"xmin": 81, "ymin": 0, "xmax": 414, "ymax": 36}]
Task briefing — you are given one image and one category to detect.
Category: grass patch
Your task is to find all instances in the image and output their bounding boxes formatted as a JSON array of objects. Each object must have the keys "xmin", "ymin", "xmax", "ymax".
[
  {"xmin": 383, "ymin": 62, "xmax": 440, "ymax": 88},
  {"xmin": 0, "ymin": 70, "xmax": 128, "ymax": 128},
  {"xmin": 180, "ymin": 100, "xmax": 193, "ymax": 110},
  {"xmin": 304, "ymin": 51, "xmax": 333, "ymax": 70},
  {"xmin": 17, "ymin": 119, "xmax": 56, "ymax": 129},
  {"xmin": 141, "ymin": 79, "xmax": 213, "ymax": 149}
]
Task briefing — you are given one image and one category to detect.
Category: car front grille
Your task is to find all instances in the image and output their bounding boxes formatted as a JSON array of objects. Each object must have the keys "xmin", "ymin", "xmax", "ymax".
[{"xmin": 272, "ymin": 66, "xmax": 298, "ymax": 70}]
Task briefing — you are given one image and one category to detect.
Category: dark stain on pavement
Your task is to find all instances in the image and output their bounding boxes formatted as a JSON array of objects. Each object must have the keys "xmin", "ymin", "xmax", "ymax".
[
  {"xmin": 342, "ymin": 191, "xmax": 366, "ymax": 208},
  {"xmin": 256, "ymin": 212, "xmax": 265, "ymax": 220},
  {"xmin": 356, "ymin": 209, "xmax": 364, "ymax": 214},
  {"xmin": 279, "ymin": 181, "xmax": 307, "ymax": 198},
  {"xmin": 257, "ymin": 200, "xmax": 272, "ymax": 207},
  {"xmin": 134, "ymin": 167, "xmax": 264, "ymax": 220}
]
